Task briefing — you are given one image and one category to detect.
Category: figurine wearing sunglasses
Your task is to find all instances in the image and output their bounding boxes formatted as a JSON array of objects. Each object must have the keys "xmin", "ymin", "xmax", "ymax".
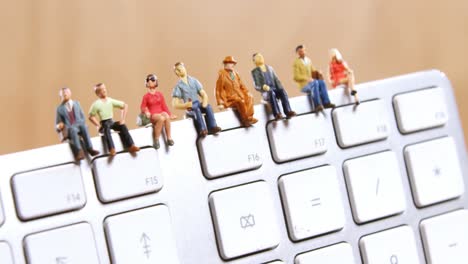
[{"xmin": 141, "ymin": 74, "xmax": 176, "ymax": 149}]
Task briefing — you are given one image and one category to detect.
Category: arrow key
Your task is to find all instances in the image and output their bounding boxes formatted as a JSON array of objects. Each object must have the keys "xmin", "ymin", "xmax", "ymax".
[
  {"xmin": 104, "ymin": 205, "xmax": 180, "ymax": 264},
  {"xmin": 24, "ymin": 223, "xmax": 100, "ymax": 264}
]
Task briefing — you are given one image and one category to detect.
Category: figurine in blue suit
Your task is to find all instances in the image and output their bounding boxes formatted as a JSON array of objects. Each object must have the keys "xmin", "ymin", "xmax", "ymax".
[{"xmin": 55, "ymin": 87, "xmax": 99, "ymax": 161}]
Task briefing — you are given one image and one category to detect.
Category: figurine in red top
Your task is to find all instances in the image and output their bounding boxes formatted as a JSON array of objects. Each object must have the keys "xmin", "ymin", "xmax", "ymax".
[
  {"xmin": 141, "ymin": 74, "xmax": 176, "ymax": 149},
  {"xmin": 329, "ymin": 48, "xmax": 360, "ymax": 105}
]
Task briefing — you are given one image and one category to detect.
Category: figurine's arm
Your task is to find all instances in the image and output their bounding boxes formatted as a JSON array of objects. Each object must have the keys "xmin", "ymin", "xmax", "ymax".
[
  {"xmin": 215, "ymin": 74, "xmax": 225, "ymax": 108},
  {"xmin": 343, "ymin": 61, "xmax": 353, "ymax": 74},
  {"xmin": 251, "ymin": 70, "xmax": 263, "ymax": 92},
  {"xmin": 172, "ymin": 97, "xmax": 191, "ymax": 110},
  {"xmin": 199, "ymin": 89, "xmax": 209, "ymax": 108},
  {"xmin": 328, "ymin": 64, "xmax": 333, "ymax": 84},
  {"xmin": 160, "ymin": 95, "xmax": 172, "ymax": 116},
  {"xmin": 140, "ymin": 95, "xmax": 151, "ymax": 117},
  {"xmin": 55, "ymin": 108, "xmax": 64, "ymax": 131},
  {"xmin": 89, "ymin": 115, "xmax": 100, "ymax": 130},
  {"xmin": 237, "ymin": 73, "xmax": 249, "ymax": 94},
  {"xmin": 119, "ymin": 103, "xmax": 128, "ymax": 124},
  {"xmin": 271, "ymin": 67, "xmax": 284, "ymax": 90},
  {"xmin": 77, "ymin": 102, "xmax": 86, "ymax": 122}
]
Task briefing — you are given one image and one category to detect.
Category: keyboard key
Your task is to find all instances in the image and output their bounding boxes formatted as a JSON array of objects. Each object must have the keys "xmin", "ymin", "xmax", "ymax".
[
  {"xmin": 279, "ymin": 166, "xmax": 345, "ymax": 241},
  {"xmin": 394, "ymin": 87, "xmax": 448, "ymax": 133},
  {"xmin": 267, "ymin": 113, "xmax": 328, "ymax": 163},
  {"xmin": 104, "ymin": 205, "xmax": 180, "ymax": 264},
  {"xmin": 404, "ymin": 137, "xmax": 464, "ymax": 207},
  {"xmin": 295, "ymin": 243, "xmax": 355, "ymax": 264},
  {"xmin": 332, "ymin": 100, "xmax": 390, "ymax": 148},
  {"xmin": 360, "ymin": 226, "xmax": 422, "ymax": 264},
  {"xmin": 24, "ymin": 223, "xmax": 100, "ymax": 264},
  {"xmin": 198, "ymin": 128, "xmax": 263, "ymax": 178},
  {"xmin": 0, "ymin": 195, "xmax": 4, "ymax": 226},
  {"xmin": 343, "ymin": 151, "xmax": 406, "ymax": 223},
  {"xmin": 209, "ymin": 181, "xmax": 280, "ymax": 260},
  {"xmin": 92, "ymin": 148, "xmax": 163, "ymax": 203},
  {"xmin": 421, "ymin": 210, "xmax": 468, "ymax": 264},
  {"xmin": 0, "ymin": 242, "xmax": 14, "ymax": 264},
  {"xmin": 11, "ymin": 164, "xmax": 86, "ymax": 220}
]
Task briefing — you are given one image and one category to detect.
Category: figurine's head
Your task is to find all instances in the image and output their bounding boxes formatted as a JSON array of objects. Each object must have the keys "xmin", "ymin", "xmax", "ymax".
[
  {"xmin": 174, "ymin": 62, "xmax": 187, "ymax": 78},
  {"xmin": 94, "ymin": 83, "xmax": 107, "ymax": 98},
  {"xmin": 59, "ymin": 87, "xmax": 72, "ymax": 102},
  {"xmin": 252, "ymin": 53, "xmax": 265, "ymax": 66},
  {"xmin": 296, "ymin": 45, "xmax": 306, "ymax": 58},
  {"xmin": 329, "ymin": 48, "xmax": 343, "ymax": 62},
  {"xmin": 145, "ymin": 74, "xmax": 158, "ymax": 89},
  {"xmin": 222, "ymin": 56, "xmax": 237, "ymax": 71}
]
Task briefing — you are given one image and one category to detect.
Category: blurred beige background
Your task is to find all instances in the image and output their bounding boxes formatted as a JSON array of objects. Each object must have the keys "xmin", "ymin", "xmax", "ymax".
[{"xmin": 1, "ymin": 0, "xmax": 467, "ymax": 155}]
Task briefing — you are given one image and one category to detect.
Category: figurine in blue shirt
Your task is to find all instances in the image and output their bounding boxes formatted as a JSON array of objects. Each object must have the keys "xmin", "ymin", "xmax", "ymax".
[{"xmin": 171, "ymin": 62, "xmax": 222, "ymax": 137}]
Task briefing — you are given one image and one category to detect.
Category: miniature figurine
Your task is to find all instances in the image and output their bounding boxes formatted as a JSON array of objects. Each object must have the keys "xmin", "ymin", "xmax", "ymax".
[
  {"xmin": 141, "ymin": 74, "xmax": 176, "ymax": 149},
  {"xmin": 293, "ymin": 45, "xmax": 335, "ymax": 112},
  {"xmin": 55, "ymin": 87, "xmax": 100, "ymax": 161},
  {"xmin": 251, "ymin": 53, "xmax": 296, "ymax": 120},
  {"xmin": 88, "ymin": 83, "xmax": 140, "ymax": 156},
  {"xmin": 172, "ymin": 62, "xmax": 221, "ymax": 137},
  {"xmin": 329, "ymin": 48, "xmax": 359, "ymax": 104},
  {"xmin": 216, "ymin": 56, "xmax": 257, "ymax": 127}
]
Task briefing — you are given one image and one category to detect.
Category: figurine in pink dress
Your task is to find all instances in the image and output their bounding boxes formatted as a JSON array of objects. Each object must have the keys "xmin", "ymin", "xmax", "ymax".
[
  {"xmin": 329, "ymin": 48, "xmax": 360, "ymax": 105},
  {"xmin": 141, "ymin": 74, "xmax": 176, "ymax": 149}
]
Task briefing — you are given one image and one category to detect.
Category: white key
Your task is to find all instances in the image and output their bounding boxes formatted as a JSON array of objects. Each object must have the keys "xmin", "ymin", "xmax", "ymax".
[
  {"xmin": 404, "ymin": 137, "xmax": 464, "ymax": 207},
  {"xmin": 332, "ymin": 100, "xmax": 390, "ymax": 147},
  {"xmin": 343, "ymin": 151, "xmax": 406, "ymax": 223},
  {"xmin": 295, "ymin": 243, "xmax": 355, "ymax": 264},
  {"xmin": 267, "ymin": 113, "xmax": 328, "ymax": 162},
  {"xmin": 105, "ymin": 205, "xmax": 180, "ymax": 264},
  {"xmin": 394, "ymin": 87, "xmax": 448, "ymax": 133},
  {"xmin": 0, "ymin": 242, "xmax": 14, "ymax": 264},
  {"xmin": 279, "ymin": 166, "xmax": 345, "ymax": 241},
  {"xmin": 24, "ymin": 223, "xmax": 100, "ymax": 264},
  {"xmin": 421, "ymin": 210, "xmax": 468, "ymax": 264},
  {"xmin": 92, "ymin": 148, "xmax": 163, "ymax": 203},
  {"xmin": 198, "ymin": 128, "xmax": 262, "ymax": 178},
  {"xmin": 209, "ymin": 181, "xmax": 280, "ymax": 260},
  {"xmin": 360, "ymin": 226, "xmax": 422, "ymax": 264},
  {"xmin": 0, "ymin": 195, "xmax": 4, "ymax": 226},
  {"xmin": 11, "ymin": 164, "xmax": 86, "ymax": 220}
]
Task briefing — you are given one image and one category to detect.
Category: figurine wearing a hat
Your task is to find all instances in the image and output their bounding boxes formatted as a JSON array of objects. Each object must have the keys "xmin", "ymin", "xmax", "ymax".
[{"xmin": 216, "ymin": 56, "xmax": 257, "ymax": 127}]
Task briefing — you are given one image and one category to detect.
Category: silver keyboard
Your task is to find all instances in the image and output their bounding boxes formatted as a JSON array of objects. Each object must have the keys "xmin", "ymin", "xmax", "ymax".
[{"xmin": 0, "ymin": 70, "xmax": 467, "ymax": 264}]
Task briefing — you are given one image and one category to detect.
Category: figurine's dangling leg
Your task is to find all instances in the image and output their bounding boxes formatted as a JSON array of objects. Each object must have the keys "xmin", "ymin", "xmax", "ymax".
[
  {"xmin": 161, "ymin": 112, "xmax": 174, "ymax": 146},
  {"xmin": 151, "ymin": 114, "xmax": 165, "ymax": 149},
  {"xmin": 348, "ymin": 72, "xmax": 360, "ymax": 105}
]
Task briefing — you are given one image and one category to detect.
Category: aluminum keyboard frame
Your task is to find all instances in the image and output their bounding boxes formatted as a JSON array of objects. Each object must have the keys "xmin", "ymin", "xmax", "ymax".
[{"xmin": 0, "ymin": 70, "xmax": 467, "ymax": 264}]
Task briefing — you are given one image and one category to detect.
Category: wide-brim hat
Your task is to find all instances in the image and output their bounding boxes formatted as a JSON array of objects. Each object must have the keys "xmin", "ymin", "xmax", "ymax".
[{"xmin": 222, "ymin": 56, "xmax": 237, "ymax": 64}]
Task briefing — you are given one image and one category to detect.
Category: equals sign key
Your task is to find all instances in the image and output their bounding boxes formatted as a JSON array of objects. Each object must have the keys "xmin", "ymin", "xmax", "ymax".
[{"xmin": 310, "ymin": 198, "xmax": 321, "ymax": 207}]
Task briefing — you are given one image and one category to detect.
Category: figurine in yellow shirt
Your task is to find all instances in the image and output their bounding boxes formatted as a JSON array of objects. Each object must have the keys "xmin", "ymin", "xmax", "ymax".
[{"xmin": 293, "ymin": 45, "xmax": 335, "ymax": 112}]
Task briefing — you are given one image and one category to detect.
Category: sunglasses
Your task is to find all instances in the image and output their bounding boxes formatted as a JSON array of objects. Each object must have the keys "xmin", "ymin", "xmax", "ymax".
[{"xmin": 147, "ymin": 77, "xmax": 156, "ymax": 82}]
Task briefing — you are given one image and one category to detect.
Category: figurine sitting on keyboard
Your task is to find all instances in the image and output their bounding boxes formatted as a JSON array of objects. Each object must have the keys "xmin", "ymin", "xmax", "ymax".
[
  {"xmin": 216, "ymin": 56, "xmax": 258, "ymax": 127},
  {"xmin": 88, "ymin": 83, "xmax": 140, "ymax": 156},
  {"xmin": 55, "ymin": 87, "xmax": 100, "ymax": 161},
  {"xmin": 328, "ymin": 48, "xmax": 359, "ymax": 105},
  {"xmin": 172, "ymin": 62, "xmax": 221, "ymax": 137},
  {"xmin": 293, "ymin": 45, "xmax": 335, "ymax": 112},
  {"xmin": 251, "ymin": 53, "xmax": 296, "ymax": 120}
]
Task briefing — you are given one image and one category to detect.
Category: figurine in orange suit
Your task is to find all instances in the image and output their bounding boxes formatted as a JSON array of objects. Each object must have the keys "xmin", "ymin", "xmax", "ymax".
[
  {"xmin": 329, "ymin": 48, "xmax": 360, "ymax": 105},
  {"xmin": 216, "ymin": 56, "xmax": 257, "ymax": 127}
]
